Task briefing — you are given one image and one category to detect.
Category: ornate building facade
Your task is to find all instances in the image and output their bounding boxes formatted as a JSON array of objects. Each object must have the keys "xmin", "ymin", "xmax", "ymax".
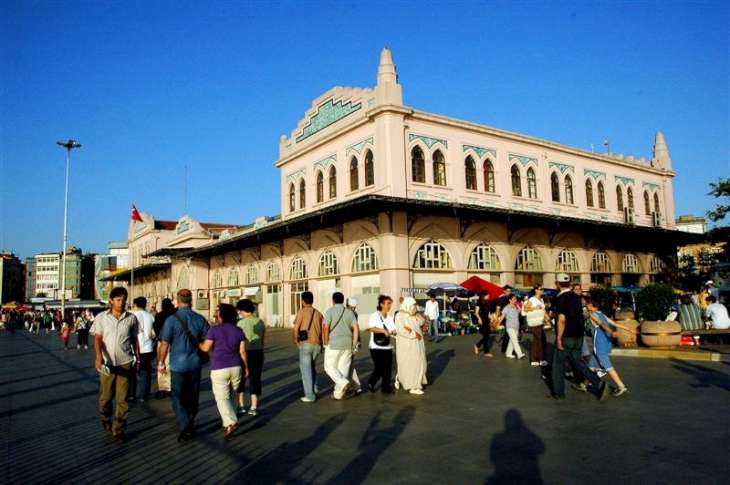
[{"xmin": 120, "ymin": 49, "xmax": 695, "ymax": 325}]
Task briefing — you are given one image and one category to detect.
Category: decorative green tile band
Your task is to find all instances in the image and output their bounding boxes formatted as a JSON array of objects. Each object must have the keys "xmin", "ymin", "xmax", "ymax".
[
  {"xmin": 462, "ymin": 144, "xmax": 496, "ymax": 159},
  {"xmin": 549, "ymin": 161, "xmax": 574, "ymax": 174},
  {"xmin": 642, "ymin": 182, "xmax": 660, "ymax": 191},
  {"xmin": 615, "ymin": 175, "xmax": 635, "ymax": 186},
  {"xmin": 346, "ymin": 137, "xmax": 374, "ymax": 157},
  {"xmin": 509, "ymin": 153, "xmax": 537, "ymax": 167},
  {"xmin": 409, "ymin": 133, "xmax": 448, "ymax": 149},
  {"xmin": 296, "ymin": 98, "xmax": 362, "ymax": 143},
  {"xmin": 286, "ymin": 169, "xmax": 306, "ymax": 183},
  {"xmin": 584, "ymin": 169, "xmax": 605, "ymax": 180},
  {"xmin": 313, "ymin": 154, "xmax": 337, "ymax": 171}
]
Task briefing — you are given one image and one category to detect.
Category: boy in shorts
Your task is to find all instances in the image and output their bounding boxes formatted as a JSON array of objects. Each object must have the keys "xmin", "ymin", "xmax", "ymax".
[{"xmin": 584, "ymin": 297, "xmax": 634, "ymax": 397}]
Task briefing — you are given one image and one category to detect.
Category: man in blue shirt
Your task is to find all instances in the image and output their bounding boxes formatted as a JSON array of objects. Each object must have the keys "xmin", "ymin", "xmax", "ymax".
[{"xmin": 158, "ymin": 289, "xmax": 210, "ymax": 442}]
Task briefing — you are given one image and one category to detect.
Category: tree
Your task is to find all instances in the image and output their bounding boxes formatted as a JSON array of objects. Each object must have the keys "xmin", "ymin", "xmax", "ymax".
[{"xmin": 707, "ymin": 177, "xmax": 729, "ymax": 266}]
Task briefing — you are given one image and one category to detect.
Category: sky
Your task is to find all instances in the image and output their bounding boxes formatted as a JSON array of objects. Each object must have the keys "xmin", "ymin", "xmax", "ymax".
[{"xmin": 1, "ymin": 0, "xmax": 728, "ymax": 260}]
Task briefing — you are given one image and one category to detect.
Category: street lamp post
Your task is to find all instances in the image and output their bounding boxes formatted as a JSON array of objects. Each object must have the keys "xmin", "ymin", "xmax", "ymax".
[{"xmin": 56, "ymin": 139, "xmax": 82, "ymax": 323}]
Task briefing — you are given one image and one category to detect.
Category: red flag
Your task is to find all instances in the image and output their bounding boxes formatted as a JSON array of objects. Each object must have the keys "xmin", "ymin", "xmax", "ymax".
[{"xmin": 131, "ymin": 205, "xmax": 143, "ymax": 223}]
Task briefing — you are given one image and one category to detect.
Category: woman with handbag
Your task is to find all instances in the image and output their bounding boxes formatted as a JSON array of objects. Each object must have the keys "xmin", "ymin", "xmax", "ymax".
[
  {"xmin": 367, "ymin": 295, "xmax": 397, "ymax": 394},
  {"xmin": 525, "ymin": 285, "xmax": 548, "ymax": 366}
]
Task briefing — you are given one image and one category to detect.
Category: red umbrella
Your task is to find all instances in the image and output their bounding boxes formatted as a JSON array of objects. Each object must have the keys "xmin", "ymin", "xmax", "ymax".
[{"xmin": 460, "ymin": 276, "xmax": 505, "ymax": 300}]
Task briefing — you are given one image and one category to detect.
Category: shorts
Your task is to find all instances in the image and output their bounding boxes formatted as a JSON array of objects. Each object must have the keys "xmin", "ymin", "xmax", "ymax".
[{"xmin": 589, "ymin": 352, "xmax": 613, "ymax": 371}]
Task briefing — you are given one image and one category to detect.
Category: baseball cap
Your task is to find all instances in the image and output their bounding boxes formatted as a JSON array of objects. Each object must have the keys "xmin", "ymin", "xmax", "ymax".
[
  {"xmin": 347, "ymin": 297, "xmax": 358, "ymax": 307},
  {"xmin": 556, "ymin": 273, "xmax": 571, "ymax": 283}
]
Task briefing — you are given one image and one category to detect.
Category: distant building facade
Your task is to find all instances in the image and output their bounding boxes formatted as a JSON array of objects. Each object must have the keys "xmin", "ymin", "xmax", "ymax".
[
  {"xmin": 676, "ymin": 215, "xmax": 706, "ymax": 234},
  {"xmin": 0, "ymin": 252, "xmax": 25, "ymax": 304},
  {"xmin": 30, "ymin": 247, "xmax": 96, "ymax": 299},
  {"xmin": 115, "ymin": 49, "xmax": 697, "ymax": 325},
  {"xmin": 95, "ymin": 241, "xmax": 129, "ymax": 301},
  {"xmin": 24, "ymin": 257, "xmax": 36, "ymax": 301}
]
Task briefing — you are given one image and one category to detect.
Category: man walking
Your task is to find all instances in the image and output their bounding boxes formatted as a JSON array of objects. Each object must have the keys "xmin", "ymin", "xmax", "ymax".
[
  {"xmin": 131, "ymin": 297, "xmax": 155, "ymax": 402},
  {"xmin": 424, "ymin": 294, "xmax": 440, "ymax": 341},
  {"xmin": 90, "ymin": 286, "xmax": 140, "ymax": 443},
  {"xmin": 323, "ymin": 292, "xmax": 361, "ymax": 399},
  {"xmin": 158, "ymin": 289, "xmax": 210, "ymax": 442},
  {"xmin": 551, "ymin": 274, "xmax": 608, "ymax": 400},
  {"xmin": 292, "ymin": 291, "xmax": 323, "ymax": 403}
]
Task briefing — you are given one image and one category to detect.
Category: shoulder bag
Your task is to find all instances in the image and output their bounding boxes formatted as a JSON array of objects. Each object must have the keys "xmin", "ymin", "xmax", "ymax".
[
  {"xmin": 297, "ymin": 310, "xmax": 315, "ymax": 342},
  {"xmin": 373, "ymin": 313, "xmax": 391, "ymax": 347},
  {"xmin": 174, "ymin": 313, "xmax": 209, "ymax": 365}
]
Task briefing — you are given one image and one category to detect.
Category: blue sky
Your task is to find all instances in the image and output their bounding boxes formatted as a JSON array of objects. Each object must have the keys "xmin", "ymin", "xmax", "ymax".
[{"xmin": 1, "ymin": 1, "xmax": 728, "ymax": 259}]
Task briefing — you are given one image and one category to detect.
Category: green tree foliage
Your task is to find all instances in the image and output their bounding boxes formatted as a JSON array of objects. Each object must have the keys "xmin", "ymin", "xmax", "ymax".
[
  {"xmin": 588, "ymin": 286, "xmax": 618, "ymax": 315},
  {"xmin": 636, "ymin": 283, "xmax": 676, "ymax": 321}
]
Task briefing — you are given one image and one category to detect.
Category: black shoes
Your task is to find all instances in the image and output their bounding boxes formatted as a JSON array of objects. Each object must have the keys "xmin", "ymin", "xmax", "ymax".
[
  {"xmin": 597, "ymin": 382, "xmax": 610, "ymax": 401},
  {"xmin": 101, "ymin": 421, "xmax": 112, "ymax": 433},
  {"xmin": 113, "ymin": 433, "xmax": 127, "ymax": 444},
  {"xmin": 177, "ymin": 432, "xmax": 193, "ymax": 443}
]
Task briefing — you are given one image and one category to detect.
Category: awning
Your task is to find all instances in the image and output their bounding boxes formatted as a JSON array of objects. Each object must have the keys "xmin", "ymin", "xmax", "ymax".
[
  {"xmin": 99, "ymin": 262, "xmax": 171, "ymax": 282},
  {"xmin": 244, "ymin": 287, "xmax": 260, "ymax": 296}
]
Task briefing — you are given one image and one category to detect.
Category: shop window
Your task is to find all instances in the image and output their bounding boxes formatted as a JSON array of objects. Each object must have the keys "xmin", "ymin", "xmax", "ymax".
[
  {"xmin": 290, "ymin": 281, "xmax": 308, "ymax": 316},
  {"xmin": 413, "ymin": 240, "xmax": 452, "ymax": 269}
]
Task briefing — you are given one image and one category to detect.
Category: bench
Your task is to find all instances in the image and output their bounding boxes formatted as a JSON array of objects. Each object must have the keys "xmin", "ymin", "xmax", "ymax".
[{"xmin": 681, "ymin": 328, "xmax": 730, "ymax": 344}]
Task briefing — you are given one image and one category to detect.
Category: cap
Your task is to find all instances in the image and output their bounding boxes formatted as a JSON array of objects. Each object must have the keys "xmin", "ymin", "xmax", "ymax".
[
  {"xmin": 556, "ymin": 273, "xmax": 571, "ymax": 283},
  {"xmin": 706, "ymin": 280, "xmax": 714, "ymax": 286},
  {"xmin": 347, "ymin": 297, "xmax": 358, "ymax": 307}
]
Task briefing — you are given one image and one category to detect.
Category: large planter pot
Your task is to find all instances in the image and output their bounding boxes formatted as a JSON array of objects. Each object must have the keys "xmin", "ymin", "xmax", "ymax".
[
  {"xmin": 615, "ymin": 319, "xmax": 639, "ymax": 347},
  {"xmin": 616, "ymin": 309, "xmax": 635, "ymax": 320},
  {"xmin": 640, "ymin": 320, "xmax": 682, "ymax": 347}
]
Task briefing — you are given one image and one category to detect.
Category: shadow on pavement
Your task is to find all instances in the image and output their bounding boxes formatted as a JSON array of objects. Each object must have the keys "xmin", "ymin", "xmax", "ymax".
[
  {"xmin": 426, "ymin": 349, "xmax": 455, "ymax": 384},
  {"xmin": 486, "ymin": 409, "xmax": 545, "ymax": 485},
  {"xmin": 670, "ymin": 358, "xmax": 730, "ymax": 392}
]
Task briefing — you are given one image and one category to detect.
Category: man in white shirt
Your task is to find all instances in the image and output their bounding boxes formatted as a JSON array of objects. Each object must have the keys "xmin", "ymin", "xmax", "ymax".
[
  {"xmin": 705, "ymin": 296, "xmax": 730, "ymax": 330},
  {"xmin": 131, "ymin": 296, "xmax": 156, "ymax": 402},
  {"xmin": 424, "ymin": 294, "xmax": 440, "ymax": 341}
]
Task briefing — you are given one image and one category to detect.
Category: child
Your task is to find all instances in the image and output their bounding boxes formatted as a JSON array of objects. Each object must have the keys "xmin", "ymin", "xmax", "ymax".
[
  {"xmin": 60, "ymin": 320, "xmax": 71, "ymax": 351},
  {"xmin": 584, "ymin": 297, "xmax": 634, "ymax": 397}
]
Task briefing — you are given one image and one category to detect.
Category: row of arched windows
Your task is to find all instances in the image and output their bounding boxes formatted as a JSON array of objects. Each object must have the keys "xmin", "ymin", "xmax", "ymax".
[
  {"xmin": 290, "ymin": 150, "xmax": 376, "ymax": 211},
  {"xmin": 617, "ymin": 186, "xmax": 660, "ymax": 215}
]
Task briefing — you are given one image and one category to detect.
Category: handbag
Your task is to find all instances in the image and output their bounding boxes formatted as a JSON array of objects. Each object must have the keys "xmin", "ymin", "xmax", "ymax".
[
  {"xmin": 373, "ymin": 313, "xmax": 391, "ymax": 347},
  {"xmin": 297, "ymin": 310, "xmax": 315, "ymax": 342},
  {"xmin": 174, "ymin": 313, "xmax": 209, "ymax": 365}
]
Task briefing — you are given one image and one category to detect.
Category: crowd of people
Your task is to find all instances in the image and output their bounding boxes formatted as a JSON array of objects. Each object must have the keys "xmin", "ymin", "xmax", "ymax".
[{"xmin": 5, "ymin": 274, "xmax": 728, "ymax": 445}]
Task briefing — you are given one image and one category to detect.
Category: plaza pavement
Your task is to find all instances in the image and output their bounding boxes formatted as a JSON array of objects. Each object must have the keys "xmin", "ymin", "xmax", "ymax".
[{"xmin": 2, "ymin": 328, "xmax": 729, "ymax": 484}]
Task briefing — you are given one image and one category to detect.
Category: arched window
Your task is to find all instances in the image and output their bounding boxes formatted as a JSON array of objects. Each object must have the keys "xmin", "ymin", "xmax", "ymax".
[
  {"xmin": 212, "ymin": 270, "xmax": 223, "ymax": 288},
  {"xmin": 433, "ymin": 150, "xmax": 447, "ymax": 186},
  {"xmin": 565, "ymin": 175, "xmax": 574, "ymax": 204},
  {"xmin": 650, "ymin": 255, "xmax": 664, "ymax": 273},
  {"xmin": 349, "ymin": 157, "xmax": 359, "ymax": 192},
  {"xmin": 289, "ymin": 257, "xmax": 307, "ymax": 280},
  {"xmin": 643, "ymin": 191, "xmax": 651, "ymax": 215},
  {"xmin": 266, "ymin": 263, "xmax": 281, "ymax": 282},
  {"xmin": 515, "ymin": 247, "xmax": 543, "ymax": 271},
  {"xmin": 228, "ymin": 269, "xmax": 239, "ymax": 287},
  {"xmin": 352, "ymin": 243, "xmax": 378, "ymax": 272},
  {"xmin": 468, "ymin": 244, "xmax": 501, "ymax": 271},
  {"xmin": 299, "ymin": 178, "xmax": 306, "ymax": 209},
  {"xmin": 246, "ymin": 265, "xmax": 259, "ymax": 285},
  {"xmin": 289, "ymin": 183, "xmax": 296, "ymax": 212},
  {"xmin": 622, "ymin": 254, "xmax": 639, "ymax": 273},
  {"xmin": 364, "ymin": 150, "xmax": 374, "ymax": 187},
  {"xmin": 616, "ymin": 185, "xmax": 624, "ymax": 211},
  {"xmin": 483, "ymin": 159, "xmax": 495, "ymax": 193},
  {"xmin": 413, "ymin": 240, "xmax": 452, "ymax": 269},
  {"xmin": 653, "ymin": 192, "xmax": 660, "ymax": 214},
  {"xmin": 329, "ymin": 166, "xmax": 337, "ymax": 199},
  {"xmin": 411, "ymin": 146, "xmax": 425, "ymax": 183},
  {"xmin": 551, "ymin": 173, "xmax": 560, "ymax": 202},
  {"xmin": 597, "ymin": 181, "xmax": 606, "ymax": 209},
  {"xmin": 556, "ymin": 249, "xmax": 579, "ymax": 273},
  {"xmin": 316, "ymin": 171, "xmax": 324, "ymax": 203},
  {"xmin": 591, "ymin": 252, "xmax": 611, "ymax": 273},
  {"xmin": 627, "ymin": 187, "xmax": 634, "ymax": 212},
  {"xmin": 511, "ymin": 165, "xmax": 522, "ymax": 197},
  {"xmin": 527, "ymin": 167, "xmax": 537, "ymax": 199},
  {"xmin": 465, "ymin": 156, "xmax": 477, "ymax": 190},
  {"xmin": 318, "ymin": 250, "xmax": 339, "ymax": 277},
  {"xmin": 586, "ymin": 179, "xmax": 594, "ymax": 207}
]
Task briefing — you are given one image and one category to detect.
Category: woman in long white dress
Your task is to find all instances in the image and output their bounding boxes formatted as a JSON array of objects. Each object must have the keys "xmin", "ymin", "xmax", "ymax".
[{"xmin": 394, "ymin": 297, "xmax": 428, "ymax": 395}]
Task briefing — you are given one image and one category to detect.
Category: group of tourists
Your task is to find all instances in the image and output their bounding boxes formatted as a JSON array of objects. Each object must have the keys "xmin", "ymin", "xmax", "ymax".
[{"xmin": 292, "ymin": 291, "xmax": 428, "ymax": 401}]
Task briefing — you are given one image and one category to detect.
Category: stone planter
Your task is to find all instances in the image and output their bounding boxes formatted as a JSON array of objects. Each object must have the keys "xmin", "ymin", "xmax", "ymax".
[
  {"xmin": 616, "ymin": 309, "xmax": 635, "ymax": 320},
  {"xmin": 615, "ymin": 319, "xmax": 639, "ymax": 347},
  {"xmin": 640, "ymin": 320, "xmax": 682, "ymax": 347}
]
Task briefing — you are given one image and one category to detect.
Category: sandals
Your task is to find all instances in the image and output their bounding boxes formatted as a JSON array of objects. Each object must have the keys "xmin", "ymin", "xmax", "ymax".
[{"xmin": 224, "ymin": 423, "xmax": 238, "ymax": 439}]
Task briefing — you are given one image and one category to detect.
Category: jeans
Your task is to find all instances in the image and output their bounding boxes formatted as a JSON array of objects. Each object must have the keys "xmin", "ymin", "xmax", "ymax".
[
  {"xmin": 506, "ymin": 328, "xmax": 524, "ymax": 358},
  {"xmin": 136, "ymin": 352, "xmax": 155, "ymax": 400},
  {"xmin": 171, "ymin": 369, "xmax": 202, "ymax": 433},
  {"xmin": 242, "ymin": 349, "xmax": 264, "ymax": 396},
  {"xmin": 211, "ymin": 366, "xmax": 242, "ymax": 427},
  {"xmin": 552, "ymin": 337, "xmax": 602, "ymax": 398},
  {"xmin": 76, "ymin": 329, "xmax": 89, "ymax": 347},
  {"xmin": 298, "ymin": 343, "xmax": 321, "ymax": 400},
  {"xmin": 474, "ymin": 324, "xmax": 492, "ymax": 354},
  {"xmin": 369, "ymin": 348, "xmax": 393, "ymax": 392},
  {"xmin": 99, "ymin": 363, "xmax": 131, "ymax": 436},
  {"xmin": 429, "ymin": 318, "xmax": 439, "ymax": 337}
]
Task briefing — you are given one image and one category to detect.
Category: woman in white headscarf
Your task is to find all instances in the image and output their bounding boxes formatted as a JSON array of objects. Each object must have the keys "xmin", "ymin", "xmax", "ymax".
[{"xmin": 394, "ymin": 297, "xmax": 428, "ymax": 395}]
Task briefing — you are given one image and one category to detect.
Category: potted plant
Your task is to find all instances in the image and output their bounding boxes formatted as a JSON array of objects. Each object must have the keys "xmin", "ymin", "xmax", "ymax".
[
  {"xmin": 636, "ymin": 283, "xmax": 681, "ymax": 347},
  {"xmin": 590, "ymin": 286, "xmax": 638, "ymax": 347}
]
